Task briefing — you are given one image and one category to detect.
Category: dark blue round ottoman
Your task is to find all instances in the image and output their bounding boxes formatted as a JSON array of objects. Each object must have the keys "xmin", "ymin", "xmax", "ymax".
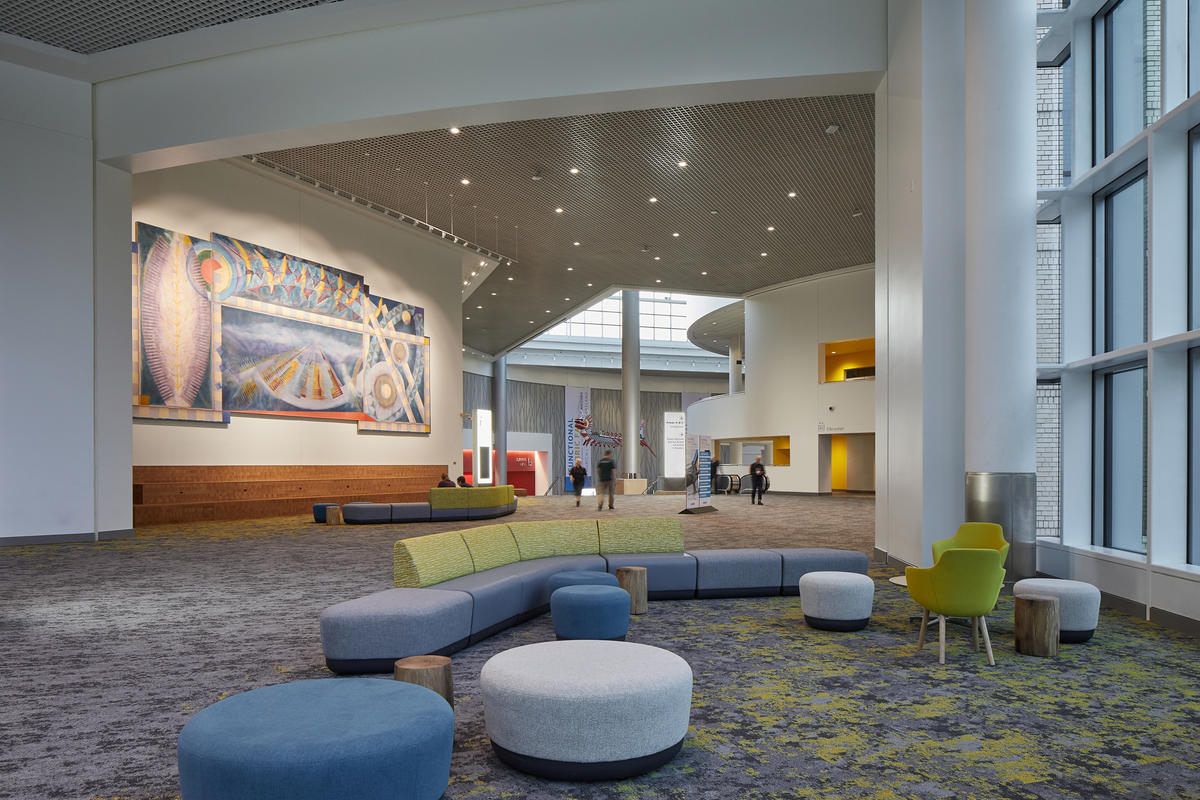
[
  {"xmin": 177, "ymin": 679, "xmax": 453, "ymax": 800},
  {"xmin": 547, "ymin": 569, "xmax": 619, "ymax": 596},
  {"xmin": 551, "ymin": 585, "xmax": 631, "ymax": 641},
  {"xmin": 312, "ymin": 503, "xmax": 338, "ymax": 522}
]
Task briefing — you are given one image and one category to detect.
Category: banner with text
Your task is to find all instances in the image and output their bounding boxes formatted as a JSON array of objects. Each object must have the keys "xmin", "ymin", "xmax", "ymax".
[
  {"xmin": 663, "ymin": 412, "xmax": 686, "ymax": 478},
  {"xmin": 685, "ymin": 433, "xmax": 712, "ymax": 509},
  {"xmin": 565, "ymin": 386, "xmax": 590, "ymax": 491}
]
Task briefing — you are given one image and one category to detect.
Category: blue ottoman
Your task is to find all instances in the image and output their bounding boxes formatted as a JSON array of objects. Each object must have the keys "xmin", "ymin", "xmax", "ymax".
[
  {"xmin": 312, "ymin": 503, "xmax": 338, "ymax": 523},
  {"xmin": 177, "ymin": 679, "xmax": 453, "ymax": 800},
  {"xmin": 551, "ymin": 585, "xmax": 630, "ymax": 641},
  {"xmin": 547, "ymin": 570, "xmax": 619, "ymax": 596}
]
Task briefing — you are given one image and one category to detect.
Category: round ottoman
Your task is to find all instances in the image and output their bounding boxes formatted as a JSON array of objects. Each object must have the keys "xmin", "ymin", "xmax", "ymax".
[
  {"xmin": 551, "ymin": 584, "xmax": 630, "ymax": 640},
  {"xmin": 547, "ymin": 569, "xmax": 620, "ymax": 595},
  {"xmin": 178, "ymin": 679, "xmax": 453, "ymax": 800},
  {"xmin": 1014, "ymin": 578, "xmax": 1101, "ymax": 643},
  {"xmin": 481, "ymin": 640, "xmax": 692, "ymax": 780},
  {"xmin": 798, "ymin": 570, "xmax": 875, "ymax": 631},
  {"xmin": 312, "ymin": 503, "xmax": 338, "ymax": 523}
]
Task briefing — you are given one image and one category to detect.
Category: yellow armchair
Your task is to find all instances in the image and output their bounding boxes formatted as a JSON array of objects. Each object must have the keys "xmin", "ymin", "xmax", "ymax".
[
  {"xmin": 905, "ymin": 548, "xmax": 1006, "ymax": 665},
  {"xmin": 931, "ymin": 522, "xmax": 1009, "ymax": 565}
]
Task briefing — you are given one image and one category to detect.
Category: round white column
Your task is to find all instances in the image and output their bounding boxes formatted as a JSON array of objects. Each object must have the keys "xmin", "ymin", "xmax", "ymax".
[
  {"xmin": 621, "ymin": 290, "xmax": 641, "ymax": 477},
  {"xmin": 728, "ymin": 333, "xmax": 744, "ymax": 394}
]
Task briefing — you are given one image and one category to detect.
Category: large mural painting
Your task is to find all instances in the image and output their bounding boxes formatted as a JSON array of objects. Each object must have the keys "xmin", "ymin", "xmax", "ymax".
[{"xmin": 133, "ymin": 222, "xmax": 431, "ymax": 434}]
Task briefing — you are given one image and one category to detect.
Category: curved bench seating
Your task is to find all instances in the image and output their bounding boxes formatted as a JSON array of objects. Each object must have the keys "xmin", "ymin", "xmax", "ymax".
[
  {"xmin": 320, "ymin": 517, "xmax": 869, "ymax": 673},
  {"xmin": 340, "ymin": 485, "xmax": 517, "ymax": 525}
]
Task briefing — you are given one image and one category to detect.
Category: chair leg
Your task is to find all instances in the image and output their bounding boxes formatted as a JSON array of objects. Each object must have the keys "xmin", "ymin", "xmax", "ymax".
[
  {"xmin": 916, "ymin": 609, "xmax": 929, "ymax": 651},
  {"xmin": 938, "ymin": 615, "xmax": 946, "ymax": 665},
  {"xmin": 980, "ymin": 616, "xmax": 995, "ymax": 666},
  {"xmin": 972, "ymin": 617, "xmax": 979, "ymax": 652}
]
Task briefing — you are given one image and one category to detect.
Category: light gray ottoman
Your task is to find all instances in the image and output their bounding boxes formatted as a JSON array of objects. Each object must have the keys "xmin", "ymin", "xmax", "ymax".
[
  {"xmin": 480, "ymin": 640, "xmax": 692, "ymax": 781},
  {"xmin": 798, "ymin": 571, "xmax": 875, "ymax": 631},
  {"xmin": 770, "ymin": 548, "xmax": 870, "ymax": 595},
  {"xmin": 1013, "ymin": 578, "xmax": 1101, "ymax": 643},
  {"xmin": 320, "ymin": 588, "xmax": 473, "ymax": 674},
  {"xmin": 690, "ymin": 548, "xmax": 783, "ymax": 598}
]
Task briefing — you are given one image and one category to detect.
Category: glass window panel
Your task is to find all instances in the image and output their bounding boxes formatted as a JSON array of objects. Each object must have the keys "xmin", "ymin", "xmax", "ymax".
[
  {"xmin": 1190, "ymin": 348, "xmax": 1200, "ymax": 564},
  {"xmin": 585, "ymin": 324, "xmax": 601, "ymax": 338},
  {"xmin": 1109, "ymin": 0, "xmax": 1145, "ymax": 151},
  {"xmin": 1192, "ymin": 0, "xmax": 1200, "ymax": 95},
  {"xmin": 1192, "ymin": 128, "xmax": 1200, "ymax": 329},
  {"xmin": 640, "ymin": 327, "xmax": 652, "ymax": 340},
  {"xmin": 672, "ymin": 329, "xmax": 687, "ymax": 342},
  {"xmin": 1094, "ymin": 169, "xmax": 1147, "ymax": 353},
  {"xmin": 655, "ymin": 328, "xmax": 670, "ymax": 341},
  {"xmin": 1093, "ymin": 365, "xmax": 1147, "ymax": 554}
]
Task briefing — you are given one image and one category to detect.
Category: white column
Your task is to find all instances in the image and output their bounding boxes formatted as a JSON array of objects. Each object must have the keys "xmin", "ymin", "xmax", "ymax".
[
  {"xmin": 964, "ymin": 0, "xmax": 1036, "ymax": 475},
  {"xmin": 621, "ymin": 290, "xmax": 641, "ymax": 477},
  {"xmin": 728, "ymin": 333, "xmax": 744, "ymax": 394}
]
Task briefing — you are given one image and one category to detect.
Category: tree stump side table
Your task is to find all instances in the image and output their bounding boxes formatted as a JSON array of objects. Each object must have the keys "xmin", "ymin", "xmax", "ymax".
[
  {"xmin": 394, "ymin": 655, "xmax": 454, "ymax": 707},
  {"xmin": 1014, "ymin": 594, "xmax": 1060, "ymax": 658},
  {"xmin": 325, "ymin": 505, "xmax": 343, "ymax": 525},
  {"xmin": 616, "ymin": 566, "xmax": 648, "ymax": 615}
]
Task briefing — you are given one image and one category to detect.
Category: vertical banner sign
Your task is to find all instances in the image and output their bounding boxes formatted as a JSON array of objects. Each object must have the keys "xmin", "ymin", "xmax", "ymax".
[
  {"xmin": 564, "ymin": 386, "xmax": 590, "ymax": 491},
  {"xmin": 685, "ymin": 434, "xmax": 700, "ymax": 509},
  {"xmin": 663, "ymin": 412, "xmax": 686, "ymax": 478},
  {"xmin": 473, "ymin": 408, "xmax": 493, "ymax": 485},
  {"xmin": 698, "ymin": 435, "xmax": 712, "ymax": 507}
]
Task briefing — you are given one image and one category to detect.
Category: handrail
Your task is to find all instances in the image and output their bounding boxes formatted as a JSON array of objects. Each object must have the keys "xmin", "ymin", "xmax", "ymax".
[
  {"xmin": 642, "ymin": 477, "xmax": 661, "ymax": 495},
  {"xmin": 543, "ymin": 476, "xmax": 563, "ymax": 496}
]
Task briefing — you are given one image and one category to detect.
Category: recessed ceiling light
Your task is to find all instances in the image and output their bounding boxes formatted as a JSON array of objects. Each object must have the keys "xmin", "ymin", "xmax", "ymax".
[
  {"xmin": 587, "ymin": 283, "xmax": 593, "ymax": 287},
  {"xmin": 507, "ymin": 276, "xmax": 514, "ymax": 281},
  {"xmin": 852, "ymin": 210, "xmax": 864, "ymax": 218},
  {"xmin": 528, "ymin": 320, "xmax": 534, "ymax": 323},
  {"xmin": 787, "ymin": 192, "xmax": 797, "ymax": 198},
  {"xmin": 677, "ymin": 160, "xmax": 688, "ymax": 168},
  {"xmin": 479, "ymin": 260, "xmax": 487, "ymax": 266},
  {"xmin": 573, "ymin": 241, "xmax": 581, "ymax": 246},
  {"xmin": 655, "ymin": 279, "xmax": 662, "ymax": 283},
  {"xmin": 569, "ymin": 168, "xmax": 580, "ymax": 175},
  {"xmin": 449, "ymin": 127, "xmax": 461, "ymax": 134},
  {"xmin": 363, "ymin": 152, "xmax": 371, "ymax": 157},
  {"xmin": 567, "ymin": 267, "xmax": 574, "ymax": 271},
  {"xmin": 545, "ymin": 310, "xmax": 551, "ymax": 313},
  {"xmin": 648, "ymin": 197, "xmax": 658, "ymax": 203},
  {"xmin": 465, "ymin": 316, "xmax": 471, "ymax": 320},
  {"xmin": 710, "ymin": 209, "xmax": 718, "ymax": 215},
  {"xmin": 490, "ymin": 292, "xmax": 497, "ymax": 296},
  {"xmin": 463, "ymin": 280, "xmax": 469, "ymax": 285},
  {"xmin": 462, "ymin": 347, "xmax": 466, "ymax": 351},
  {"xmin": 470, "ymin": 271, "xmax": 477, "ymax": 276},
  {"xmin": 701, "ymin": 271, "xmax": 708, "ymax": 275},
  {"xmin": 654, "ymin": 256, "xmax": 661, "ymax": 261},
  {"xmin": 760, "ymin": 253, "xmax": 768, "ymax": 257},
  {"xmin": 712, "ymin": 322, "xmax": 717, "ymax": 325},
  {"xmin": 767, "ymin": 226, "xmax": 775, "ymax": 231},
  {"xmin": 460, "ymin": 178, "xmax": 470, "ymax": 185},
  {"xmin": 476, "ymin": 305, "xmax": 483, "ymax": 309},
  {"xmin": 564, "ymin": 297, "xmax": 570, "ymax": 301},
  {"xmin": 832, "ymin": 350, "xmax": 838, "ymax": 354},
  {"xmin": 672, "ymin": 232, "xmax": 680, "ymax": 237},
  {"xmin": 555, "ymin": 208, "xmax": 564, "ymax": 214},
  {"xmin": 825, "ymin": 124, "xmax": 840, "ymax": 134}
]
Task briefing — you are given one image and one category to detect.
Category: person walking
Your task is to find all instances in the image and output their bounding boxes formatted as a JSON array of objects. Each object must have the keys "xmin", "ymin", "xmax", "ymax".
[
  {"xmin": 569, "ymin": 458, "xmax": 588, "ymax": 507},
  {"xmin": 596, "ymin": 450, "xmax": 617, "ymax": 511},
  {"xmin": 749, "ymin": 456, "xmax": 766, "ymax": 505}
]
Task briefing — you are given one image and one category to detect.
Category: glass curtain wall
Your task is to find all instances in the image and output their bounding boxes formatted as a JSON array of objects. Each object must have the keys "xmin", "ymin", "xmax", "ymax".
[
  {"xmin": 1191, "ymin": 348, "xmax": 1200, "ymax": 565},
  {"xmin": 1191, "ymin": 126, "xmax": 1200, "ymax": 329},
  {"xmin": 1093, "ymin": 167, "xmax": 1148, "ymax": 353},
  {"xmin": 1093, "ymin": 0, "xmax": 1162, "ymax": 161},
  {"xmin": 1093, "ymin": 363, "xmax": 1148, "ymax": 553}
]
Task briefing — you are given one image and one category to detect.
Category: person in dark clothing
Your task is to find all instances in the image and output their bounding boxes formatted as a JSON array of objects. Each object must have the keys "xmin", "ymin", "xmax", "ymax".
[
  {"xmin": 750, "ymin": 456, "xmax": 766, "ymax": 505},
  {"xmin": 456, "ymin": 475, "xmax": 473, "ymax": 488},
  {"xmin": 569, "ymin": 458, "xmax": 587, "ymax": 507},
  {"xmin": 437, "ymin": 473, "xmax": 455, "ymax": 488},
  {"xmin": 709, "ymin": 457, "xmax": 721, "ymax": 494},
  {"xmin": 596, "ymin": 450, "xmax": 617, "ymax": 511}
]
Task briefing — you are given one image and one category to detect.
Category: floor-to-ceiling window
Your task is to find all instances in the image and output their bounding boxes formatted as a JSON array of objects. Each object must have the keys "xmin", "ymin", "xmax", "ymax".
[
  {"xmin": 1093, "ymin": 363, "xmax": 1147, "ymax": 553},
  {"xmin": 1190, "ymin": 126, "xmax": 1200, "ymax": 329},
  {"xmin": 1191, "ymin": 0, "xmax": 1200, "ymax": 95},
  {"xmin": 1093, "ymin": 166, "xmax": 1148, "ymax": 353},
  {"xmin": 1094, "ymin": 0, "xmax": 1162, "ymax": 161},
  {"xmin": 1190, "ymin": 348, "xmax": 1200, "ymax": 565}
]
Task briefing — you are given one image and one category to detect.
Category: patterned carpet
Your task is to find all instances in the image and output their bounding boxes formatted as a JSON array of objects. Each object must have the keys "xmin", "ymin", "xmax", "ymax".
[{"xmin": 1, "ymin": 495, "xmax": 1198, "ymax": 799}]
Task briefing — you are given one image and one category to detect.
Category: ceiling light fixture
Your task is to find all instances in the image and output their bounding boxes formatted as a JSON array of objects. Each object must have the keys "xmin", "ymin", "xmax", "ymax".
[
  {"xmin": 479, "ymin": 260, "xmax": 486, "ymax": 267},
  {"xmin": 701, "ymin": 271, "xmax": 708, "ymax": 275},
  {"xmin": 655, "ymin": 279, "xmax": 662, "ymax": 283},
  {"xmin": 476, "ymin": 305, "xmax": 483, "ymax": 309},
  {"xmin": 465, "ymin": 316, "xmax": 471, "ymax": 320},
  {"xmin": 460, "ymin": 178, "xmax": 470, "ymax": 185},
  {"xmin": 449, "ymin": 127, "xmax": 461, "ymax": 134},
  {"xmin": 507, "ymin": 276, "xmax": 514, "ymax": 281},
  {"xmin": 677, "ymin": 160, "xmax": 688, "ymax": 168},
  {"xmin": 825, "ymin": 124, "xmax": 840, "ymax": 134},
  {"xmin": 852, "ymin": 210, "xmax": 864, "ymax": 218},
  {"xmin": 654, "ymin": 256, "xmax": 661, "ymax": 261},
  {"xmin": 767, "ymin": 226, "xmax": 775, "ymax": 231},
  {"xmin": 569, "ymin": 168, "xmax": 580, "ymax": 175},
  {"xmin": 672, "ymin": 232, "xmax": 680, "ymax": 237},
  {"xmin": 545, "ymin": 310, "xmax": 551, "ymax": 313},
  {"xmin": 490, "ymin": 292, "xmax": 497, "ymax": 296},
  {"xmin": 760, "ymin": 253, "xmax": 768, "ymax": 257},
  {"xmin": 648, "ymin": 197, "xmax": 658, "ymax": 203},
  {"xmin": 564, "ymin": 297, "xmax": 570, "ymax": 301},
  {"xmin": 567, "ymin": 267, "xmax": 574, "ymax": 271},
  {"xmin": 555, "ymin": 208, "xmax": 564, "ymax": 214},
  {"xmin": 587, "ymin": 283, "xmax": 593, "ymax": 287},
  {"xmin": 470, "ymin": 271, "xmax": 477, "ymax": 276},
  {"xmin": 710, "ymin": 209, "xmax": 719, "ymax": 215},
  {"xmin": 573, "ymin": 241, "xmax": 581, "ymax": 246}
]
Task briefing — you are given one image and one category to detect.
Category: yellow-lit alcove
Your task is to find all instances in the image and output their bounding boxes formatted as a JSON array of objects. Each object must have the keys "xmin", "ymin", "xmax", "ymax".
[{"xmin": 820, "ymin": 337, "xmax": 875, "ymax": 383}]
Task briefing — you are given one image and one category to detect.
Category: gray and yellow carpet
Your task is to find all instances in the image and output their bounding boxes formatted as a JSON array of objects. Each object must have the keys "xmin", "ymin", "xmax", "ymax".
[{"xmin": 1, "ymin": 495, "xmax": 1197, "ymax": 799}]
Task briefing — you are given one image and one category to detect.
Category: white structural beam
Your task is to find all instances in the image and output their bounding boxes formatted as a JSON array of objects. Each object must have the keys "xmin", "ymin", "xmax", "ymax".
[{"xmin": 92, "ymin": 0, "xmax": 886, "ymax": 170}]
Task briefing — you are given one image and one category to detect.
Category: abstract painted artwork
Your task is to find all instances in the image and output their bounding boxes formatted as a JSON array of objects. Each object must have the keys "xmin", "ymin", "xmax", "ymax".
[{"xmin": 133, "ymin": 222, "xmax": 431, "ymax": 433}]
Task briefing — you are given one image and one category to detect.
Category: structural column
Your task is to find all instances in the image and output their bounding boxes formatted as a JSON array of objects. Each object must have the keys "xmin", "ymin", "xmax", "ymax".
[
  {"xmin": 964, "ymin": 0, "xmax": 1037, "ymax": 578},
  {"xmin": 492, "ymin": 355, "xmax": 508, "ymax": 486},
  {"xmin": 621, "ymin": 290, "xmax": 641, "ymax": 477},
  {"xmin": 727, "ymin": 333, "xmax": 745, "ymax": 394}
]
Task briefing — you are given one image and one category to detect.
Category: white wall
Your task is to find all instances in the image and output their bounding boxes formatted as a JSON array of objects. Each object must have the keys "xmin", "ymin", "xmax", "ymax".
[
  {"xmin": 0, "ymin": 61, "xmax": 100, "ymax": 540},
  {"xmin": 686, "ymin": 267, "xmax": 874, "ymax": 493},
  {"xmin": 131, "ymin": 159, "xmax": 463, "ymax": 467},
  {"xmin": 464, "ymin": 355, "xmax": 726, "ymax": 394}
]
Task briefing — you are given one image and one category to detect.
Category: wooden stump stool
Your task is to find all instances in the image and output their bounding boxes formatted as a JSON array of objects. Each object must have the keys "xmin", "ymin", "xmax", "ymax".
[
  {"xmin": 325, "ymin": 505, "xmax": 343, "ymax": 525},
  {"xmin": 616, "ymin": 566, "xmax": 648, "ymax": 615},
  {"xmin": 1015, "ymin": 594, "xmax": 1060, "ymax": 658},
  {"xmin": 394, "ymin": 655, "xmax": 454, "ymax": 707}
]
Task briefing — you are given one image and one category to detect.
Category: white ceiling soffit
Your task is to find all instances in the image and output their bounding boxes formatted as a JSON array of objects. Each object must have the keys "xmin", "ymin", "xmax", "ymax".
[
  {"xmin": 254, "ymin": 95, "xmax": 875, "ymax": 356},
  {"xmin": 688, "ymin": 301, "xmax": 745, "ymax": 356}
]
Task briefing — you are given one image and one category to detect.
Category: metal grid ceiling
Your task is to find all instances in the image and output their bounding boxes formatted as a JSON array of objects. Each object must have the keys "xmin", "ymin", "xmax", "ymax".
[
  {"xmin": 255, "ymin": 95, "xmax": 874, "ymax": 355},
  {"xmin": 0, "ymin": 0, "xmax": 342, "ymax": 54}
]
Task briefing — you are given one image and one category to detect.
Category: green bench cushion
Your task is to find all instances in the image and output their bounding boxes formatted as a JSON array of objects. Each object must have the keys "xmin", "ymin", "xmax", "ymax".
[
  {"xmin": 393, "ymin": 531, "xmax": 475, "ymax": 588},
  {"xmin": 598, "ymin": 518, "xmax": 684, "ymax": 554},
  {"xmin": 460, "ymin": 523, "xmax": 521, "ymax": 571},
  {"xmin": 509, "ymin": 520, "xmax": 600, "ymax": 559}
]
